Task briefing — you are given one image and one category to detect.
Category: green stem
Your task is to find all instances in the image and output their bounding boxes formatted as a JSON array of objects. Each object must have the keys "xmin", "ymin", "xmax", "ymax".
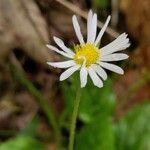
[
  {"xmin": 9, "ymin": 63, "xmax": 61, "ymax": 148},
  {"xmin": 68, "ymin": 86, "xmax": 82, "ymax": 150}
]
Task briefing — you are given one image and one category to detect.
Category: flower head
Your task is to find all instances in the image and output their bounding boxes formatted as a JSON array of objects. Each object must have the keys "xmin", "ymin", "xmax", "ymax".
[{"xmin": 47, "ymin": 10, "xmax": 130, "ymax": 88}]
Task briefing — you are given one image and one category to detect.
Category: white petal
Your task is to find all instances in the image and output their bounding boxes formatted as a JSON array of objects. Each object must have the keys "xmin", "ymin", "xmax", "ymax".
[
  {"xmin": 90, "ymin": 14, "xmax": 97, "ymax": 43},
  {"xmin": 46, "ymin": 44, "xmax": 73, "ymax": 58},
  {"xmin": 80, "ymin": 67, "xmax": 88, "ymax": 88},
  {"xmin": 47, "ymin": 60, "xmax": 76, "ymax": 68},
  {"xmin": 91, "ymin": 14, "xmax": 97, "ymax": 43},
  {"xmin": 53, "ymin": 36, "xmax": 74, "ymax": 55},
  {"xmin": 60, "ymin": 65, "xmax": 80, "ymax": 81},
  {"xmin": 88, "ymin": 67, "xmax": 103, "ymax": 88},
  {"xmin": 87, "ymin": 10, "xmax": 93, "ymax": 42},
  {"xmin": 92, "ymin": 64, "xmax": 107, "ymax": 80},
  {"xmin": 101, "ymin": 53, "xmax": 129, "ymax": 62},
  {"xmin": 72, "ymin": 15, "xmax": 84, "ymax": 44},
  {"xmin": 98, "ymin": 62, "xmax": 124, "ymax": 74},
  {"xmin": 87, "ymin": 12, "xmax": 97, "ymax": 43},
  {"xmin": 94, "ymin": 16, "xmax": 111, "ymax": 45},
  {"xmin": 101, "ymin": 33, "xmax": 130, "ymax": 56}
]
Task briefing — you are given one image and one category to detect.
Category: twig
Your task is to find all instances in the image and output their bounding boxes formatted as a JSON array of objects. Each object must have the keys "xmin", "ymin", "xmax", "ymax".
[{"xmin": 55, "ymin": 0, "xmax": 119, "ymax": 38}]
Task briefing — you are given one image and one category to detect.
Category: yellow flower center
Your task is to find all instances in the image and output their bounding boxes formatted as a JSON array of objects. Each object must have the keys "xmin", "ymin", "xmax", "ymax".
[{"xmin": 74, "ymin": 43, "xmax": 100, "ymax": 67}]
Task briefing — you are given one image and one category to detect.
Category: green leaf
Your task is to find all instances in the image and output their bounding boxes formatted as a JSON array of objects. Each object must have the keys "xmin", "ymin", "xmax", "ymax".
[
  {"xmin": 116, "ymin": 102, "xmax": 150, "ymax": 150},
  {"xmin": 75, "ymin": 115, "xmax": 115, "ymax": 150},
  {"xmin": 0, "ymin": 136, "xmax": 46, "ymax": 150},
  {"xmin": 61, "ymin": 73, "xmax": 116, "ymax": 124},
  {"xmin": 60, "ymin": 73, "xmax": 116, "ymax": 150},
  {"xmin": 79, "ymin": 78, "xmax": 116, "ymax": 123}
]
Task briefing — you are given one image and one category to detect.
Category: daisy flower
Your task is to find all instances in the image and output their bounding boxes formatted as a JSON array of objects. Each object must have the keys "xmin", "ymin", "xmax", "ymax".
[{"xmin": 47, "ymin": 10, "xmax": 130, "ymax": 88}]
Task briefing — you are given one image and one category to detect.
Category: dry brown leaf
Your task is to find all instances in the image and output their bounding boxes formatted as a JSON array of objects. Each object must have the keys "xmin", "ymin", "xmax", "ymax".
[{"xmin": 0, "ymin": 0, "xmax": 57, "ymax": 65}]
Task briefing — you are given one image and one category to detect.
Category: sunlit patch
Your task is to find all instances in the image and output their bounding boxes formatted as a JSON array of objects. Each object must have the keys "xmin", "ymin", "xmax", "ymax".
[{"xmin": 74, "ymin": 43, "xmax": 100, "ymax": 67}]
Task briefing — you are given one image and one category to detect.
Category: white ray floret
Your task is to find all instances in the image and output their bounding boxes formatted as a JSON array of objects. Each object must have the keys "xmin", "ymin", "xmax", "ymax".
[
  {"xmin": 72, "ymin": 15, "xmax": 84, "ymax": 44},
  {"xmin": 101, "ymin": 33, "xmax": 130, "ymax": 56},
  {"xmin": 53, "ymin": 36, "xmax": 75, "ymax": 55},
  {"xmin": 80, "ymin": 66, "xmax": 88, "ymax": 88},
  {"xmin": 46, "ymin": 44, "xmax": 73, "ymax": 59},
  {"xmin": 60, "ymin": 65, "xmax": 80, "ymax": 81},
  {"xmin": 94, "ymin": 15, "xmax": 111, "ymax": 46},
  {"xmin": 47, "ymin": 60, "xmax": 76, "ymax": 68},
  {"xmin": 100, "ymin": 53, "xmax": 129, "ymax": 62},
  {"xmin": 87, "ymin": 11, "xmax": 97, "ymax": 43},
  {"xmin": 87, "ymin": 10, "xmax": 93, "ymax": 42},
  {"xmin": 88, "ymin": 67, "xmax": 103, "ymax": 88},
  {"xmin": 92, "ymin": 64, "xmax": 107, "ymax": 80},
  {"xmin": 47, "ymin": 10, "xmax": 130, "ymax": 88},
  {"xmin": 98, "ymin": 62, "xmax": 124, "ymax": 74}
]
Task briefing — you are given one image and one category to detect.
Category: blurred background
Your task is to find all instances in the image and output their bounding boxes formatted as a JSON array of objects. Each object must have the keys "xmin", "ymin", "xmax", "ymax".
[{"xmin": 0, "ymin": 0, "xmax": 150, "ymax": 150}]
